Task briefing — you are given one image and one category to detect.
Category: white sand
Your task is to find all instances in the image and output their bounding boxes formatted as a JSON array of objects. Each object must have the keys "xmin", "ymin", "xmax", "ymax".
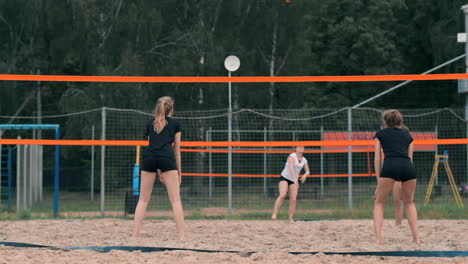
[{"xmin": 0, "ymin": 219, "xmax": 467, "ymax": 264}]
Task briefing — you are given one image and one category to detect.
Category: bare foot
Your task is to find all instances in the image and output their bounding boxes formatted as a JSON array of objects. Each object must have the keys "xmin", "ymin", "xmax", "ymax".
[
  {"xmin": 413, "ymin": 239, "xmax": 422, "ymax": 244},
  {"xmin": 374, "ymin": 237, "xmax": 382, "ymax": 245},
  {"xmin": 271, "ymin": 214, "xmax": 277, "ymax": 220},
  {"xmin": 288, "ymin": 218, "xmax": 294, "ymax": 223}
]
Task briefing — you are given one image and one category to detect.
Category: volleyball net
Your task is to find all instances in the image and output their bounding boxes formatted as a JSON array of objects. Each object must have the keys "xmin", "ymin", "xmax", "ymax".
[{"xmin": 0, "ymin": 73, "xmax": 468, "ymax": 216}]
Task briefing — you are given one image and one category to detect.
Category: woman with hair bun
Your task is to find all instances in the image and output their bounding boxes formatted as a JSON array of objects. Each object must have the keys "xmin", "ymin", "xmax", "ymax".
[{"xmin": 373, "ymin": 109, "xmax": 420, "ymax": 244}]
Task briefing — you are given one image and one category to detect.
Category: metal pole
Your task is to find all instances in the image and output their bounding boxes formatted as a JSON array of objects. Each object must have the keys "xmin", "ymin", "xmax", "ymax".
[
  {"xmin": 23, "ymin": 144, "xmax": 27, "ymax": 210},
  {"xmin": 34, "ymin": 145, "xmax": 38, "ymax": 204},
  {"xmin": 100, "ymin": 107, "xmax": 106, "ymax": 216},
  {"xmin": 91, "ymin": 125, "xmax": 95, "ymax": 200},
  {"xmin": 36, "ymin": 146, "xmax": 40, "ymax": 203},
  {"xmin": 435, "ymin": 124, "xmax": 439, "ymax": 185},
  {"xmin": 29, "ymin": 145, "xmax": 33, "ymax": 207},
  {"xmin": 463, "ymin": 5, "xmax": 468, "ymax": 185},
  {"xmin": 207, "ymin": 128, "xmax": 212, "ymax": 200},
  {"xmin": 0, "ymin": 142, "xmax": 2, "ymax": 203},
  {"xmin": 37, "ymin": 70, "xmax": 42, "ymax": 139},
  {"xmin": 320, "ymin": 125, "xmax": 324, "ymax": 199},
  {"xmin": 347, "ymin": 108, "xmax": 353, "ymax": 210},
  {"xmin": 228, "ymin": 71, "xmax": 233, "ymax": 215},
  {"xmin": 35, "ymin": 145, "xmax": 39, "ymax": 203},
  {"xmin": 263, "ymin": 127, "xmax": 267, "ymax": 196},
  {"xmin": 39, "ymin": 145, "xmax": 43, "ymax": 201},
  {"xmin": 32, "ymin": 145, "xmax": 36, "ymax": 203},
  {"xmin": 35, "ymin": 145, "xmax": 38, "ymax": 203},
  {"xmin": 54, "ymin": 127, "xmax": 60, "ymax": 218},
  {"xmin": 224, "ymin": 55, "xmax": 240, "ymax": 214},
  {"xmin": 7, "ymin": 147, "xmax": 12, "ymax": 209},
  {"xmin": 16, "ymin": 138, "xmax": 21, "ymax": 213}
]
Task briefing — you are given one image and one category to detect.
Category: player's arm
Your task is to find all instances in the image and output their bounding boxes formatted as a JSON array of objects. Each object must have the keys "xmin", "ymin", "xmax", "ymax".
[
  {"xmin": 374, "ymin": 138, "xmax": 382, "ymax": 178},
  {"xmin": 408, "ymin": 142, "xmax": 414, "ymax": 162},
  {"xmin": 301, "ymin": 163, "xmax": 310, "ymax": 184},
  {"xmin": 174, "ymin": 131, "xmax": 182, "ymax": 184}
]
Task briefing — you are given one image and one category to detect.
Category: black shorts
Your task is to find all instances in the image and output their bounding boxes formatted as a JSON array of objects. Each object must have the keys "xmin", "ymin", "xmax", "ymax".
[
  {"xmin": 279, "ymin": 176, "xmax": 295, "ymax": 185},
  {"xmin": 380, "ymin": 157, "xmax": 416, "ymax": 182},
  {"xmin": 141, "ymin": 156, "xmax": 177, "ymax": 173}
]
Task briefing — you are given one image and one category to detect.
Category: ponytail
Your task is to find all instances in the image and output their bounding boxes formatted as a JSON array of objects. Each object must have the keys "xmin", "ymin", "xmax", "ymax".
[
  {"xmin": 153, "ymin": 96, "xmax": 174, "ymax": 133},
  {"xmin": 154, "ymin": 102, "xmax": 166, "ymax": 133}
]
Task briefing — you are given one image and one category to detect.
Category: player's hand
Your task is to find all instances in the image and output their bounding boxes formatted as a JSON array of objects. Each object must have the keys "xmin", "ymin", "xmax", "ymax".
[{"xmin": 301, "ymin": 176, "xmax": 307, "ymax": 184}]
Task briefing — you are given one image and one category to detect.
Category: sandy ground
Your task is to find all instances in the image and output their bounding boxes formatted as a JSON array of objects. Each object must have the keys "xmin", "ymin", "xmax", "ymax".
[{"xmin": 0, "ymin": 219, "xmax": 467, "ymax": 263}]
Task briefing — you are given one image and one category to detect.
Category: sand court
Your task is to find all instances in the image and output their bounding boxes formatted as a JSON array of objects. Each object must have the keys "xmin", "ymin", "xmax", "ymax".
[{"xmin": 1, "ymin": 219, "xmax": 467, "ymax": 263}]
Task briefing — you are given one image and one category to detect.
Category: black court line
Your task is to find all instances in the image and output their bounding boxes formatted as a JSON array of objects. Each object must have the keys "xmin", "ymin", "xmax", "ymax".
[
  {"xmin": 1, "ymin": 241, "xmax": 468, "ymax": 258},
  {"xmin": 67, "ymin": 246, "xmax": 241, "ymax": 253},
  {"xmin": 300, "ymin": 219, "xmax": 340, "ymax": 221},
  {"xmin": 0, "ymin": 241, "xmax": 51, "ymax": 249}
]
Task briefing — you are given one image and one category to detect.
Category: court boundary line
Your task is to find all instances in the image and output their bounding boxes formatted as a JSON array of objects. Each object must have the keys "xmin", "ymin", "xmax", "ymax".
[{"xmin": 1, "ymin": 241, "xmax": 468, "ymax": 257}]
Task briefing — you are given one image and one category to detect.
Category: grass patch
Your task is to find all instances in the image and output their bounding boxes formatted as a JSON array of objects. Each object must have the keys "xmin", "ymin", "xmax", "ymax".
[
  {"xmin": 17, "ymin": 209, "xmax": 32, "ymax": 220},
  {"xmin": 0, "ymin": 206, "xmax": 467, "ymax": 221},
  {"xmin": 2, "ymin": 187, "xmax": 466, "ymax": 220}
]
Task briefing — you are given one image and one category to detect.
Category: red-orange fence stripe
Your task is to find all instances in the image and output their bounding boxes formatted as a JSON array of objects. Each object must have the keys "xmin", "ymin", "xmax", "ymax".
[
  {"xmin": 0, "ymin": 138, "xmax": 467, "ymax": 146},
  {"xmin": 1, "ymin": 73, "xmax": 468, "ymax": 83},
  {"xmin": 0, "ymin": 139, "xmax": 148, "ymax": 146},
  {"xmin": 182, "ymin": 173, "xmax": 375, "ymax": 178},
  {"xmin": 180, "ymin": 148, "xmax": 374, "ymax": 154}
]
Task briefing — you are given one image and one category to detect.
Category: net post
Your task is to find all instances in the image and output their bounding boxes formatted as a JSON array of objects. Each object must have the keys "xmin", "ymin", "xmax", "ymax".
[
  {"xmin": 7, "ymin": 147, "xmax": 13, "ymax": 209},
  {"xmin": 39, "ymin": 145, "xmax": 43, "ymax": 202},
  {"xmin": 263, "ymin": 127, "xmax": 267, "ymax": 196},
  {"xmin": 23, "ymin": 145, "xmax": 27, "ymax": 211},
  {"xmin": 91, "ymin": 125, "xmax": 95, "ymax": 201},
  {"xmin": 347, "ymin": 107, "xmax": 353, "ymax": 210},
  {"xmin": 33, "ymin": 145, "xmax": 36, "ymax": 203},
  {"xmin": 29, "ymin": 144, "xmax": 33, "ymax": 208},
  {"xmin": 207, "ymin": 128, "xmax": 212, "ymax": 200},
  {"xmin": 54, "ymin": 126, "xmax": 60, "ymax": 218},
  {"xmin": 435, "ymin": 123, "xmax": 439, "ymax": 185},
  {"xmin": 100, "ymin": 107, "xmax": 106, "ymax": 217},
  {"xmin": 16, "ymin": 136, "xmax": 21, "ymax": 213},
  {"xmin": 320, "ymin": 125, "xmax": 324, "ymax": 199},
  {"xmin": 0, "ymin": 138, "xmax": 2, "ymax": 204}
]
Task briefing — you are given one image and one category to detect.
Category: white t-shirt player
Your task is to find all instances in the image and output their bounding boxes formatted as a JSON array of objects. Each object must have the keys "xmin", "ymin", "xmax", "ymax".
[
  {"xmin": 272, "ymin": 146, "xmax": 310, "ymax": 222},
  {"xmin": 281, "ymin": 152, "xmax": 308, "ymax": 182}
]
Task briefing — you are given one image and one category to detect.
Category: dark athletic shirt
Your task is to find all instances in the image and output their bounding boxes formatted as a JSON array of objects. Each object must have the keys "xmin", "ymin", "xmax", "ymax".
[
  {"xmin": 374, "ymin": 127, "xmax": 413, "ymax": 160},
  {"xmin": 143, "ymin": 117, "xmax": 181, "ymax": 159}
]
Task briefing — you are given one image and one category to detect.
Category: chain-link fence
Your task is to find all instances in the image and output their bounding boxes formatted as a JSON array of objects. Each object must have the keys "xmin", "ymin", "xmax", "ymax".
[{"xmin": 1, "ymin": 107, "xmax": 467, "ymax": 216}]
